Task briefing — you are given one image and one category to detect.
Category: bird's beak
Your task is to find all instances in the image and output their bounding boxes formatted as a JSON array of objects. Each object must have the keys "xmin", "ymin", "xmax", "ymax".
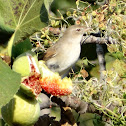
[{"xmin": 81, "ymin": 27, "xmax": 91, "ymax": 44}]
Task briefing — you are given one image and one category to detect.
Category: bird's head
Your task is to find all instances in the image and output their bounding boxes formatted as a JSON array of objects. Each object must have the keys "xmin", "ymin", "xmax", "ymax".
[{"xmin": 63, "ymin": 25, "xmax": 91, "ymax": 43}]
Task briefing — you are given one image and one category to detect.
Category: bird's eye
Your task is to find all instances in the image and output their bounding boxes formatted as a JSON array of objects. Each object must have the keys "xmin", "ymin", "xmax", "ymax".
[{"xmin": 76, "ymin": 28, "xmax": 81, "ymax": 31}]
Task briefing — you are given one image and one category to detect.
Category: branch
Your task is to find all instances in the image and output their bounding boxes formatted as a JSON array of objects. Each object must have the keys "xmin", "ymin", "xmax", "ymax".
[
  {"xmin": 96, "ymin": 44, "xmax": 106, "ymax": 82},
  {"xmin": 51, "ymin": 96, "xmax": 88, "ymax": 114},
  {"xmin": 36, "ymin": 93, "xmax": 125, "ymax": 126},
  {"xmin": 48, "ymin": 27, "xmax": 117, "ymax": 45},
  {"xmin": 51, "ymin": 95, "xmax": 125, "ymax": 119},
  {"xmin": 82, "ymin": 35, "xmax": 117, "ymax": 44}
]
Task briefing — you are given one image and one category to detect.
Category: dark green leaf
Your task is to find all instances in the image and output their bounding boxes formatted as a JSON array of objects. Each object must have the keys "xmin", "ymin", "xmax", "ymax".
[
  {"xmin": 0, "ymin": 16, "xmax": 14, "ymax": 43},
  {"xmin": 0, "ymin": 58, "xmax": 21, "ymax": 108},
  {"xmin": 11, "ymin": 38, "xmax": 32, "ymax": 58},
  {"xmin": 0, "ymin": 118, "xmax": 6, "ymax": 126}
]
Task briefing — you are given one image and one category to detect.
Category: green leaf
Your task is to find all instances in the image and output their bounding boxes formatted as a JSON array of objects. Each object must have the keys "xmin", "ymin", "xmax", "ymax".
[
  {"xmin": 8, "ymin": 38, "xmax": 32, "ymax": 58},
  {"xmin": 0, "ymin": 118, "xmax": 6, "ymax": 126},
  {"xmin": 44, "ymin": 0, "xmax": 54, "ymax": 13},
  {"xmin": 0, "ymin": 58, "xmax": 21, "ymax": 108},
  {"xmin": 0, "ymin": 15, "xmax": 14, "ymax": 43},
  {"xmin": 111, "ymin": 52, "xmax": 124, "ymax": 60},
  {"xmin": 113, "ymin": 59, "xmax": 126, "ymax": 77},
  {"xmin": 0, "ymin": 0, "xmax": 50, "ymax": 56},
  {"xmin": 0, "ymin": 0, "xmax": 48, "ymax": 42}
]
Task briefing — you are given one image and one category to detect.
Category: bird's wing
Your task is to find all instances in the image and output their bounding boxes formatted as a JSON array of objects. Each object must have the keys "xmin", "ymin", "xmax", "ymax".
[{"xmin": 43, "ymin": 47, "xmax": 57, "ymax": 61}]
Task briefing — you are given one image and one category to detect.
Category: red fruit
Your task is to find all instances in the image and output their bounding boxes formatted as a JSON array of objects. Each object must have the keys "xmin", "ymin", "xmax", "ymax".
[
  {"xmin": 19, "ymin": 53, "xmax": 42, "ymax": 97},
  {"xmin": 38, "ymin": 60, "xmax": 73, "ymax": 96},
  {"xmin": 40, "ymin": 76, "xmax": 72, "ymax": 96},
  {"xmin": 21, "ymin": 72, "xmax": 42, "ymax": 97}
]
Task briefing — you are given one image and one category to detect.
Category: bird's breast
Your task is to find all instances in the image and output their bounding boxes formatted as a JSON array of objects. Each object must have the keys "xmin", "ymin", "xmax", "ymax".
[{"xmin": 59, "ymin": 44, "xmax": 81, "ymax": 70}]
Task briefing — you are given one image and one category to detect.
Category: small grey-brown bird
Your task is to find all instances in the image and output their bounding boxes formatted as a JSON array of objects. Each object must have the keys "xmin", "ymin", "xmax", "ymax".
[{"xmin": 43, "ymin": 25, "xmax": 90, "ymax": 77}]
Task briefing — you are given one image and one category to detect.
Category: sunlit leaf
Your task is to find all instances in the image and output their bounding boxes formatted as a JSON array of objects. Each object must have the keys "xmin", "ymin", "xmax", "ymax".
[
  {"xmin": 0, "ymin": 0, "xmax": 50, "ymax": 56},
  {"xmin": 44, "ymin": 0, "xmax": 54, "ymax": 13},
  {"xmin": 0, "ymin": 58, "xmax": 21, "ymax": 108}
]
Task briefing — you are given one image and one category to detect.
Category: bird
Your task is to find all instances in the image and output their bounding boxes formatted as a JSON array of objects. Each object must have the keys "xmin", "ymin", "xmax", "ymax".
[
  {"xmin": 39, "ymin": 25, "xmax": 90, "ymax": 117},
  {"xmin": 43, "ymin": 25, "xmax": 90, "ymax": 77}
]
